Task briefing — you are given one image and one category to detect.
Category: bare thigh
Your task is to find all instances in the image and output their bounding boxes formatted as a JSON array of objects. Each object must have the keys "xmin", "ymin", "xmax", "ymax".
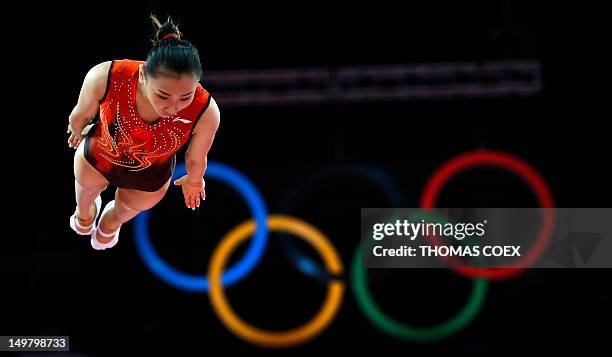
[
  {"xmin": 115, "ymin": 178, "xmax": 172, "ymax": 211},
  {"xmin": 74, "ymin": 140, "xmax": 109, "ymax": 191}
]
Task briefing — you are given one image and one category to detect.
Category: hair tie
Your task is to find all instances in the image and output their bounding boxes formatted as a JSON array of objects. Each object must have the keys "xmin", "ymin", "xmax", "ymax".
[{"xmin": 160, "ymin": 33, "xmax": 179, "ymax": 41}]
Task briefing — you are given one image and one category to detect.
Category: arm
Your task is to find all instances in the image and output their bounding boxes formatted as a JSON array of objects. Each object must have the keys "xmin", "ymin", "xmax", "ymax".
[
  {"xmin": 174, "ymin": 97, "xmax": 221, "ymax": 209},
  {"xmin": 67, "ymin": 61, "xmax": 112, "ymax": 149}
]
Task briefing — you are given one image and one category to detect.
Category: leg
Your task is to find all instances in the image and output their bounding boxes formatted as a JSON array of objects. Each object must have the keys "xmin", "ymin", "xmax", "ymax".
[
  {"xmin": 96, "ymin": 178, "xmax": 172, "ymax": 243},
  {"xmin": 73, "ymin": 140, "xmax": 109, "ymax": 233}
]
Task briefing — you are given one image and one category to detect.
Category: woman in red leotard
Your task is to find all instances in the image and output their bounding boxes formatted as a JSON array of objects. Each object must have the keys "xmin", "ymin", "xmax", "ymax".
[{"xmin": 67, "ymin": 15, "xmax": 220, "ymax": 250}]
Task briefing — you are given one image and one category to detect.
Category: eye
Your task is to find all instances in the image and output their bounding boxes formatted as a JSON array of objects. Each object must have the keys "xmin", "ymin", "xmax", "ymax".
[
  {"xmin": 180, "ymin": 98, "xmax": 191, "ymax": 102},
  {"xmin": 156, "ymin": 94, "xmax": 169, "ymax": 100}
]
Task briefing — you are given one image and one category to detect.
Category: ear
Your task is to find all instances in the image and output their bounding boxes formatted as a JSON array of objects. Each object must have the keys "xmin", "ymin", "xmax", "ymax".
[{"xmin": 139, "ymin": 64, "xmax": 146, "ymax": 82}]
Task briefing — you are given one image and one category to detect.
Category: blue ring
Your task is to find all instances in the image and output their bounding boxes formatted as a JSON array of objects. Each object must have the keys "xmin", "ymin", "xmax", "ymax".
[{"xmin": 133, "ymin": 161, "xmax": 268, "ymax": 293}]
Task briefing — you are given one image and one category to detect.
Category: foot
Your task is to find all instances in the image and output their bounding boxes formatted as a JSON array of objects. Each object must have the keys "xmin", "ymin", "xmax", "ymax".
[
  {"xmin": 96, "ymin": 207, "xmax": 120, "ymax": 244},
  {"xmin": 91, "ymin": 200, "xmax": 121, "ymax": 250}
]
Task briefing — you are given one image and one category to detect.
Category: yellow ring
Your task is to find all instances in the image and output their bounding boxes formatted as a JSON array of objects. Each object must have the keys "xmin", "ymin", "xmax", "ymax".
[{"xmin": 208, "ymin": 215, "xmax": 345, "ymax": 348}]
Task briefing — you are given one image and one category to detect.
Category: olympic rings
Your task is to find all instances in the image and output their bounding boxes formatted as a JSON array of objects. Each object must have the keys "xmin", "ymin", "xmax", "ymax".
[
  {"xmin": 420, "ymin": 150, "xmax": 556, "ymax": 280},
  {"xmin": 208, "ymin": 215, "xmax": 345, "ymax": 348},
  {"xmin": 128, "ymin": 149, "xmax": 552, "ymax": 346},
  {"xmin": 133, "ymin": 161, "xmax": 269, "ymax": 292}
]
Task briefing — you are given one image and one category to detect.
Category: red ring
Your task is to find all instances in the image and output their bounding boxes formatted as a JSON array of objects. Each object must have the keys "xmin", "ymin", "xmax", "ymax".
[{"xmin": 419, "ymin": 150, "xmax": 556, "ymax": 280}]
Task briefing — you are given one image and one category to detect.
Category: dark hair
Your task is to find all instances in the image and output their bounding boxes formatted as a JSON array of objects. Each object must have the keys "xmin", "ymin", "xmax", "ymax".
[{"xmin": 145, "ymin": 15, "xmax": 203, "ymax": 80}]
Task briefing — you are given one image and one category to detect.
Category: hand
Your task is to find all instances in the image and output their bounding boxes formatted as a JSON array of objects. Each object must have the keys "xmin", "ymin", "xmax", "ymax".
[
  {"xmin": 174, "ymin": 175, "xmax": 206, "ymax": 210},
  {"xmin": 67, "ymin": 123, "xmax": 85, "ymax": 149}
]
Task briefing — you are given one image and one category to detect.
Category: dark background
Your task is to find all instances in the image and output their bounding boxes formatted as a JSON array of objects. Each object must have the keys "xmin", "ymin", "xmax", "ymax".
[{"xmin": 3, "ymin": 1, "xmax": 611, "ymax": 354}]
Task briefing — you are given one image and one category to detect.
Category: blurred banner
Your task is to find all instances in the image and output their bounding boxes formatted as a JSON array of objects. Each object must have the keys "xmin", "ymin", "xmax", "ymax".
[{"xmin": 206, "ymin": 59, "xmax": 541, "ymax": 107}]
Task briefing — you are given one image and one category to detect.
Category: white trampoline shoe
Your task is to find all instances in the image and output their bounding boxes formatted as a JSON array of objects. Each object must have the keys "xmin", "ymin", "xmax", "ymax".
[
  {"xmin": 91, "ymin": 200, "xmax": 121, "ymax": 250},
  {"xmin": 69, "ymin": 196, "xmax": 102, "ymax": 236}
]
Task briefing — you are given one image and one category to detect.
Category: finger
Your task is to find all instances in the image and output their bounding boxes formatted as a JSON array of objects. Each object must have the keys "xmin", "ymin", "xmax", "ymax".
[
  {"xmin": 195, "ymin": 196, "xmax": 200, "ymax": 208},
  {"xmin": 190, "ymin": 194, "xmax": 196, "ymax": 210},
  {"xmin": 201, "ymin": 190, "xmax": 206, "ymax": 201},
  {"xmin": 183, "ymin": 190, "xmax": 190, "ymax": 208}
]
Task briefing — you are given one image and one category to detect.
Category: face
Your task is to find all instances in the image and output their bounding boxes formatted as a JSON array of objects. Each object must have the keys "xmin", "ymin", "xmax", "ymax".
[{"xmin": 140, "ymin": 66, "xmax": 199, "ymax": 117}]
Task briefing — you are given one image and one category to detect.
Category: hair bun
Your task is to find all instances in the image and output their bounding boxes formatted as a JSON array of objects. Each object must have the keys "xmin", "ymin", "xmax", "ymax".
[{"xmin": 150, "ymin": 15, "xmax": 182, "ymax": 46}]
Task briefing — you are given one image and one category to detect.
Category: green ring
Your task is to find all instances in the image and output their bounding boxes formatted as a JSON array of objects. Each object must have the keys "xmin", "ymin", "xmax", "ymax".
[{"xmin": 353, "ymin": 210, "xmax": 489, "ymax": 342}]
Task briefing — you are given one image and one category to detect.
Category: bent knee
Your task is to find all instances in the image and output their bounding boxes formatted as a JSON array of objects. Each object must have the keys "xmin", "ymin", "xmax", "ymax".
[
  {"xmin": 114, "ymin": 197, "xmax": 141, "ymax": 213},
  {"xmin": 75, "ymin": 177, "xmax": 108, "ymax": 194}
]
